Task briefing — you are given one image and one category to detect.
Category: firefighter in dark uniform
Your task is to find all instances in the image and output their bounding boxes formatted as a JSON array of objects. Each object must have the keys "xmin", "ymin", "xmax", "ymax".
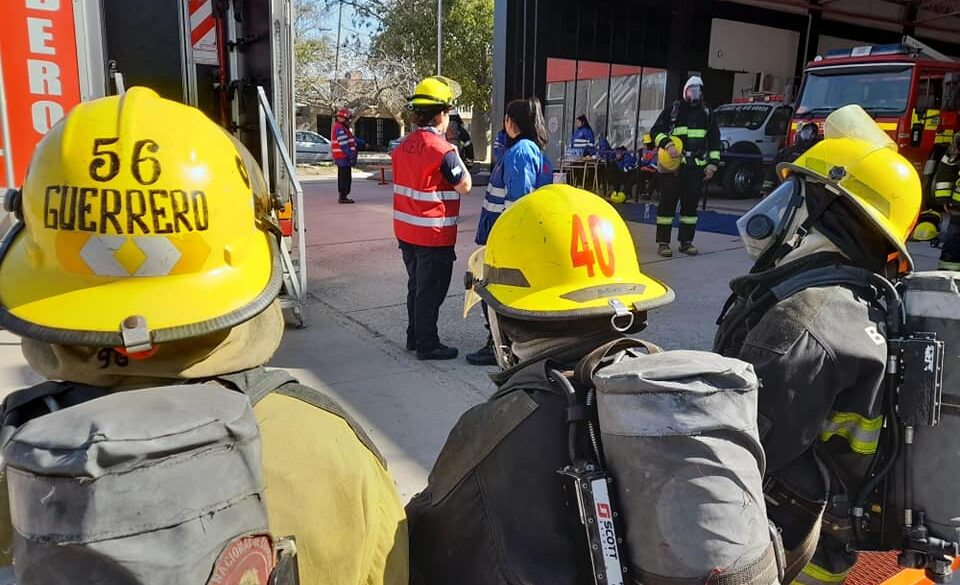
[
  {"xmin": 933, "ymin": 134, "xmax": 960, "ymax": 270},
  {"xmin": 650, "ymin": 75, "xmax": 721, "ymax": 257},
  {"xmin": 714, "ymin": 106, "xmax": 922, "ymax": 585}
]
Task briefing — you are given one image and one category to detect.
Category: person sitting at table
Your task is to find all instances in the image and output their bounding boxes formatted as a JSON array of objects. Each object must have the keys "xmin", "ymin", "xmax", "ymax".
[
  {"xmin": 637, "ymin": 133, "xmax": 659, "ymax": 201},
  {"xmin": 607, "ymin": 146, "xmax": 638, "ymax": 200},
  {"xmin": 571, "ymin": 114, "xmax": 595, "ymax": 156}
]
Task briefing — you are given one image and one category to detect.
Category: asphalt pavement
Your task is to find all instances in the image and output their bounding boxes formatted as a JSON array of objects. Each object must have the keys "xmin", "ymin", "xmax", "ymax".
[{"xmin": 0, "ymin": 171, "xmax": 942, "ymax": 501}]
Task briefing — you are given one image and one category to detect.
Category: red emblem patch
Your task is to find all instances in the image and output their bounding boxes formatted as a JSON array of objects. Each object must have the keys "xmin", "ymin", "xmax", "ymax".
[{"xmin": 206, "ymin": 534, "xmax": 275, "ymax": 585}]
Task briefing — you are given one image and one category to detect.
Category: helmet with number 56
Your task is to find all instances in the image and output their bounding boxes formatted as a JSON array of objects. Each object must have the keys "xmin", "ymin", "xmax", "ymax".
[
  {"xmin": 0, "ymin": 87, "xmax": 279, "ymax": 350},
  {"xmin": 465, "ymin": 184, "xmax": 673, "ymax": 339}
]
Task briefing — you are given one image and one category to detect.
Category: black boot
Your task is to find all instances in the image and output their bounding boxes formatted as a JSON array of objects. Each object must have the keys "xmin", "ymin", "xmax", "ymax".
[
  {"xmin": 339, "ymin": 195, "xmax": 355, "ymax": 204},
  {"xmin": 466, "ymin": 336, "xmax": 497, "ymax": 366}
]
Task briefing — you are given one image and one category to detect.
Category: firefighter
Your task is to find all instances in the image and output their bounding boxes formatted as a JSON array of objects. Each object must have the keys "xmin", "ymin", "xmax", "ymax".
[
  {"xmin": 332, "ymin": 106, "xmax": 358, "ymax": 204},
  {"xmin": 714, "ymin": 105, "xmax": 922, "ymax": 585},
  {"xmin": 392, "ymin": 76, "xmax": 472, "ymax": 360},
  {"xmin": 760, "ymin": 122, "xmax": 821, "ymax": 196},
  {"xmin": 409, "ymin": 184, "xmax": 676, "ymax": 583},
  {"xmin": 933, "ymin": 133, "xmax": 960, "ymax": 270},
  {"xmin": 0, "ymin": 88, "xmax": 409, "ymax": 583},
  {"xmin": 650, "ymin": 76, "xmax": 721, "ymax": 257}
]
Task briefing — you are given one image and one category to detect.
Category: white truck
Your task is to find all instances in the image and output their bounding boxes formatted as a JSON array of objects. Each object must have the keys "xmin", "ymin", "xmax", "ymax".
[{"xmin": 713, "ymin": 96, "xmax": 793, "ymax": 198}]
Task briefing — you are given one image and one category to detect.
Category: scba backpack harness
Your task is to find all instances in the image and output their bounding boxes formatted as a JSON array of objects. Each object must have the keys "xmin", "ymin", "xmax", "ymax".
[
  {"xmin": 718, "ymin": 262, "xmax": 960, "ymax": 583},
  {"xmin": 0, "ymin": 367, "xmax": 382, "ymax": 585}
]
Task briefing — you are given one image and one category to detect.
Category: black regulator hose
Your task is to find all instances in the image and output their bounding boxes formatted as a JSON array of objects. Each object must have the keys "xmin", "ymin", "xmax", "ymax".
[{"xmin": 851, "ymin": 273, "xmax": 904, "ymax": 539}]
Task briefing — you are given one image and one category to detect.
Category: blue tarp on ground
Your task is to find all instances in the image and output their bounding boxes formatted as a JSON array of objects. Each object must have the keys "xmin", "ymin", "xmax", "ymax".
[{"xmin": 616, "ymin": 202, "xmax": 742, "ymax": 236}]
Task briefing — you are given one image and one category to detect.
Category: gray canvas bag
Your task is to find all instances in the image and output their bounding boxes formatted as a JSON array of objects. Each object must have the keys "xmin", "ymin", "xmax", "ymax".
[
  {"xmin": 0, "ymin": 379, "xmax": 290, "ymax": 585},
  {"xmin": 594, "ymin": 349, "xmax": 780, "ymax": 585},
  {"xmin": 898, "ymin": 271, "xmax": 960, "ymax": 543}
]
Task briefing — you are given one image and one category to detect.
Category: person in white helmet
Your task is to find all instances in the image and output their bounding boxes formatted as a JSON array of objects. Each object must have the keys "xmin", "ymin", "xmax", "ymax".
[{"xmin": 649, "ymin": 76, "xmax": 721, "ymax": 257}]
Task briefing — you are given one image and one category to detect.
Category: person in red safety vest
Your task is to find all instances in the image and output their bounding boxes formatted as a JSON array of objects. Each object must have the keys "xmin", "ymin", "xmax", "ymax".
[
  {"xmin": 391, "ymin": 76, "xmax": 473, "ymax": 360},
  {"xmin": 332, "ymin": 107, "xmax": 358, "ymax": 204}
]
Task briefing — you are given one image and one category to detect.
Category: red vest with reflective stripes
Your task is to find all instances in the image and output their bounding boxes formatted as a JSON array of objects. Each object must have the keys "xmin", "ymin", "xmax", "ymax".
[
  {"xmin": 391, "ymin": 129, "xmax": 460, "ymax": 247},
  {"xmin": 331, "ymin": 121, "xmax": 356, "ymax": 160}
]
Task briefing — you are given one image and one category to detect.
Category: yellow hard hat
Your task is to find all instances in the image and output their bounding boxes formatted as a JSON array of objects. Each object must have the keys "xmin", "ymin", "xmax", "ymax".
[
  {"xmin": 0, "ymin": 87, "xmax": 280, "ymax": 351},
  {"xmin": 409, "ymin": 76, "xmax": 462, "ymax": 108},
  {"xmin": 643, "ymin": 134, "xmax": 653, "ymax": 145},
  {"xmin": 911, "ymin": 210, "xmax": 942, "ymax": 242},
  {"xmin": 657, "ymin": 136, "xmax": 683, "ymax": 172},
  {"xmin": 464, "ymin": 184, "xmax": 674, "ymax": 321},
  {"xmin": 780, "ymin": 104, "xmax": 921, "ymax": 269},
  {"xmin": 610, "ymin": 191, "xmax": 627, "ymax": 204}
]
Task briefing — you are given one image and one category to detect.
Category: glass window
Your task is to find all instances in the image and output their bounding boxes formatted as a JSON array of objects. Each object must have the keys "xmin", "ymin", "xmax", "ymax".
[
  {"xmin": 766, "ymin": 107, "xmax": 793, "ymax": 136},
  {"xmin": 917, "ymin": 72, "xmax": 944, "ymax": 111},
  {"xmin": 608, "ymin": 74, "xmax": 640, "ymax": 148},
  {"xmin": 638, "ymin": 68, "xmax": 667, "ymax": 142},
  {"xmin": 796, "ymin": 66, "xmax": 912, "ymax": 118},
  {"xmin": 714, "ymin": 105, "xmax": 774, "ymax": 130},
  {"xmin": 944, "ymin": 72, "xmax": 959, "ymax": 112}
]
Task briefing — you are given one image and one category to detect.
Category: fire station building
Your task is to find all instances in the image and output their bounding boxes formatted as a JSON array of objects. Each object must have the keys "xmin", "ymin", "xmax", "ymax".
[{"xmin": 492, "ymin": 0, "xmax": 960, "ymax": 163}]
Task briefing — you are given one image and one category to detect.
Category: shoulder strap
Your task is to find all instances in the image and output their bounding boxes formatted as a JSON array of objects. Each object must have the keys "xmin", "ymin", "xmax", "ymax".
[
  {"xmin": 670, "ymin": 100, "xmax": 680, "ymax": 125},
  {"xmin": 574, "ymin": 337, "xmax": 663, "ymax": 387},
  {"xmin": 216, "ymin": 368, "xmax": 386, "ymax": 467},
  {"xmin": 769, "ymin": 264, "xmax": 878, "ymax": 303}
]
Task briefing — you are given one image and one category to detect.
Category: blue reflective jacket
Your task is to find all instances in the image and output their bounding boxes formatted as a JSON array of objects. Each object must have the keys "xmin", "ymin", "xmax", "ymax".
[
  {"xmin": 571, "ymin": 127, "xmax": 595, "ymax": 156},
  {"xmin": 475, "ymin": 139, "xmax": 553, "ymax": 245}
]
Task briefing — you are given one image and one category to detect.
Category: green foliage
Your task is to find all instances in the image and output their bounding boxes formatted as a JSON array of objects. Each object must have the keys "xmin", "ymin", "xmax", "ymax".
[{"xmin": 370, "ymin": 0, "xmax": 493, "ymax": 111}]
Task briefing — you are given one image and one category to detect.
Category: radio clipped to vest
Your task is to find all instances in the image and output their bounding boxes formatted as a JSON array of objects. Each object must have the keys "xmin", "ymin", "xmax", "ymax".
[{"xmin": 549, "ymin": 367, "xmax": 629, "ymax": 585}]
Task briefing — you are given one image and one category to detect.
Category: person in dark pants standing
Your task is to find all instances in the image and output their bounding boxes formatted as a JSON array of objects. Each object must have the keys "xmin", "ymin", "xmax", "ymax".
[
  {"xmin": 392, "ymin": 76, "xmax": 473, "ymax": 360},
  {"xmin": 332, "ymin": 107, "xmax": 357, "ymax": 204},
  {"xmin": 650, "ymin": 76, "xmax": 721, "ymax": 257}
]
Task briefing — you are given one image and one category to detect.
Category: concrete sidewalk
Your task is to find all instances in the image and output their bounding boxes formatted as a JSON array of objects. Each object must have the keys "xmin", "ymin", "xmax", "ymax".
[{"xmin": 0, "ymin": 174, "xmax": 942, "ymax": 501}]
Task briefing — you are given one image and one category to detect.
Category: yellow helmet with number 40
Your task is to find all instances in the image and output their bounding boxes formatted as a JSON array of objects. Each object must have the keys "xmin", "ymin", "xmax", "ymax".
[
  {"xmin": 0, "ymin": 87, "xmax": 280, "ymax": 351},
  {"xmin": 465, "ymin": 184, "xmax": 673, "ymax": 321}
]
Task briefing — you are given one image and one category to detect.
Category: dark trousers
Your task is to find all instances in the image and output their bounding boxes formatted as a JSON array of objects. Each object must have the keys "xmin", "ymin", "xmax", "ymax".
[
  {"xmin": 656, "ymin": 166, "xmax": 703, "ymax": 243},
  {"xmin": 337, "ymin": 164, "xmax": 352, "ymax": 198},
  {"xmin": 638, "ymin": 171, "xmax": 657, "ymax": 198},
  {"xmin": 607, "ymin": 167, "xmax": 638, "ymax": 196},
  {"xmin": 941, "ymin": 212, "xmax": 960, "ymax": 270},
  {"xmin": 400, "ymin": 241, "xmax": 456, "ymax": 351}
]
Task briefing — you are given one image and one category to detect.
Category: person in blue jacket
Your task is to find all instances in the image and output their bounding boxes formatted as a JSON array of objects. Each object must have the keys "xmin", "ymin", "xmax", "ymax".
[
  {"xmin": 467, "ymin": 97, "xmax": 553, "ymax": 366},
  {"xmin": 571, "ymin": 114, "xmax": 595, "ymax": 156}
]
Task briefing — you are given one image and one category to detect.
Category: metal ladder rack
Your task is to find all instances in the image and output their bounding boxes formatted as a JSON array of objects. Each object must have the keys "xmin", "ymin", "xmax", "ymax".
[{"xmin": 257, "ymin": 86, "xmax": 307, "ymax": 327}]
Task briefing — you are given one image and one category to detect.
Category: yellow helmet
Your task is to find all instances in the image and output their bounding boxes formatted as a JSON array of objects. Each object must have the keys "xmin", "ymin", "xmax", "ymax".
[
  {"xmin": 911, "ymin": 210, "xmax": 942, "ymax": 242},
  {"xmin": 779, "ymin": 105, "xmax": 921, "ymax": 269},
  {"xmin": 409, "ymin": 76, "xmax": 462, "ymax": 108},
  {"xmin": 642, "ymin": 134, "xmax": 653, "ymax": 146},
  {"xmin": 0, "ymin": 87, "xmax": 280, "ymax": 351},
  {"xmin": 657, "ymin": 136, "xmax": 683, "ymax": 172},
  {"xmin": 610, "ymin": 191, "xmax": 627, "ymax": 204},
  {"xmin": 464, "ymin": 184, "xmax": 674, "ymax": 322}
]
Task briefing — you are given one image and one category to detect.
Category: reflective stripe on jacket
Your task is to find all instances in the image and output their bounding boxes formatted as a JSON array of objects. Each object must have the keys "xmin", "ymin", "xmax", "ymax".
[
  {"xmin": 651, "ymin": 100, "xmax": 721, "ymax": 168},
  {"xmin": 934, "ymin": 156, "xmax": 960, "ymax": 205},
  {"xmin": 332, "ymin": 121, "xmax": 356, "ymax": 161},
  {"xmin": 391, "ymin": 128, "xmax": 460, "ymax": 247}
]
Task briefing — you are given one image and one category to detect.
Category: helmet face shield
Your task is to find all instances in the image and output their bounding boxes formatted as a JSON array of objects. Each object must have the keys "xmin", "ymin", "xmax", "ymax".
[
  {"xmin": 737, "ymin": 178, "xmax": 803, "ymax": 261},
  {"xmin": 684, "ymin": 84, "xmax": 702, "ymax": 103}
]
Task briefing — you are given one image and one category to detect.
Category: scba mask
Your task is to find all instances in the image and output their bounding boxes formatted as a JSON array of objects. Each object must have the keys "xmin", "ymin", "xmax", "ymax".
[
  {"xmin": 737, "ymin": 177, "xmax": 805, "ymax": 261},
  {"xmin": 684, "ymin": 85, "xmax": 703, "ymax": 104}
]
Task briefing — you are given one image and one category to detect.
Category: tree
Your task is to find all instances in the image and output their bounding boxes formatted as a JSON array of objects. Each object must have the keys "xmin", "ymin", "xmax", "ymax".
[{"xmin": 369, "ymin": 0, "xmax": 495, "ymax": 159}]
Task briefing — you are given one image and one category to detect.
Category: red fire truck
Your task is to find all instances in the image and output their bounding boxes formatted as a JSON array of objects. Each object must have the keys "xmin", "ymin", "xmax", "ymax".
[
  {"xmin": 789, "ymin": 37, "xmax": 959, "ymax": 203},
  {"xmin": 0, "ymin": 0, "xmax": 306, "ymax": 323}
]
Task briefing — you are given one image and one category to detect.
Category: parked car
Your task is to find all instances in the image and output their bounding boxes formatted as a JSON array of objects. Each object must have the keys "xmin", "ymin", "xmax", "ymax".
[
  {"xmin": 714, "ymin": 98, "xmax": 793, "ymax": 197},
  {"xmin": 295, "ymin": 130, "xmax": 332, "ymax": 164}
]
